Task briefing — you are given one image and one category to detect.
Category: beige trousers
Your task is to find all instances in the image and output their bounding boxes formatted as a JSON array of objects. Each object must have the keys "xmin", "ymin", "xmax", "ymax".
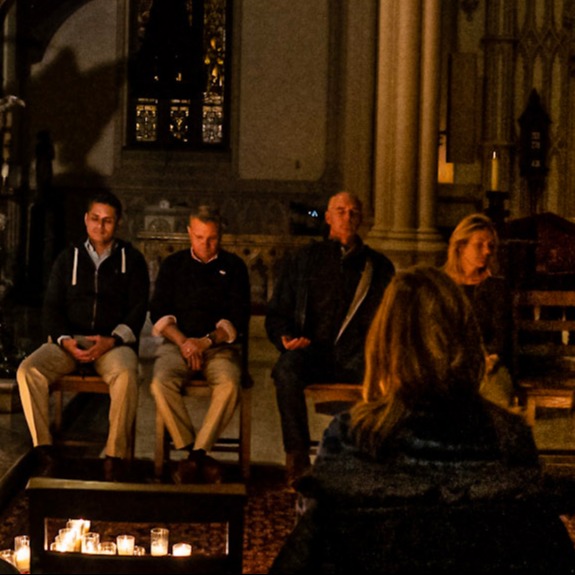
[
  {"xmin": 16, "ymin": 342, "xmax": 139, "ymax": 458},
  {"xmin": 150, "ymin": 342, "xmax": 241, "ymax": 452}
]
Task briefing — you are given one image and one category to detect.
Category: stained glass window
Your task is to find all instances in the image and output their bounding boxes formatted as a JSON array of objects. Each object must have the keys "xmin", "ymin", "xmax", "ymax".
[{"xmin": 129, "ymin": 0, "xmax": 230, "ymax": 149}]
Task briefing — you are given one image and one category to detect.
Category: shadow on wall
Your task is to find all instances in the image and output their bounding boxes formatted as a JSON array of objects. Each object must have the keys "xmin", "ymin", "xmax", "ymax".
[{"xmin": 26, "ymin": 45, "xmax": 124, "ymax": 240}]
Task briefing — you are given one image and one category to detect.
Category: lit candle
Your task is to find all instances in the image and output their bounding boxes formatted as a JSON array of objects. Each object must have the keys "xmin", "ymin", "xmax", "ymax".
[
  {"xmin": 491, "ymin": 150, "xmax": 499, "ymax": 191},
  {"xmin": 14, "ymin": 536, "xmax": 30, "ymax": 572},
  {"xmin": 116, "ymin": 535, "xmax": 135, "ymax": 556},
  {"xmin": 150, "ymin": 527, "xmax": 169, "ymax": 557},
  {"xmin": 172, "ymin": 542, "xmax": 192, "ymax": 557}
]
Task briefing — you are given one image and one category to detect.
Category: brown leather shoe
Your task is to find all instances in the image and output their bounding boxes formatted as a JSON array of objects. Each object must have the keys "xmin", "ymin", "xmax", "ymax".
[
  {"xmin": 285, "ymin": 450, "xmax": 311, "ymax": 488},
  {"xmin": 103, "ymin": 456, "xmax": 129, "ymax": 482},
  {"xmin": 32, "ymin": 445, "xmax": 58, "ymax": 478},
  {"xmin": 172, "ymin": 458, "xmax": 200, "ymax": 484}
]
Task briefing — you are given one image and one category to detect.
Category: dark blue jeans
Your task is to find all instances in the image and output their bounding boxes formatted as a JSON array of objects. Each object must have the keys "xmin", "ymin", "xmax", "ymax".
[{"xmin": 272, "ymin": 345, "xmax": 361, "ymax": 453}]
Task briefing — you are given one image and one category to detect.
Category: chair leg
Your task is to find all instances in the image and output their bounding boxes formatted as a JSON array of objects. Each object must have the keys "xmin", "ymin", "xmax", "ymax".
[
  {"xmin": 525, "ymin": 395, "xmax": 536, "ymax": 427},
  {"xmin": 53, "ymin": 390, "xmax": 63, "ymax": 435},
  {"xmin": 128, "ymin": 416, "xmax": 137, "ymax": 461},
  {"xmin": 239, "ymin": 387, "xmax": 252, "ymax": 480},
  {"xmin": 154, "ymin": 410, "xmax": 167, "ymax": 479}
]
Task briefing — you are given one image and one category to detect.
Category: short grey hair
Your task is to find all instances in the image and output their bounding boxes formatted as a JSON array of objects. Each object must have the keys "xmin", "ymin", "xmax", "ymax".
[{"xmin": 189, "ymin": 205, "xmax": 224, "ymax": 232}]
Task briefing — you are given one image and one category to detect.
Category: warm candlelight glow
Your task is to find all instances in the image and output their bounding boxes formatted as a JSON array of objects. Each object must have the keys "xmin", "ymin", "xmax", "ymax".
[
  {"xmin": 116, "ymin": 535, "xmax": 135, "ymax": 556},
  {"xmin": 150, "ymin": 527, "xmax": 169, "ymax": 556},
  {"xmin": 491, "ymin": 150, "xmax": 499, "ymax": 191},
  {"xmin": 14, "ymin": 536, "xmax": 30, "ymax": 572},
  {"xmin": 172, "ymin": 542, "xmax": 192, "ymax": 556}
]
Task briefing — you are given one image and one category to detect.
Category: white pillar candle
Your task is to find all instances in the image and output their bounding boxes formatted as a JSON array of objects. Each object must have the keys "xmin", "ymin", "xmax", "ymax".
[{"xmin": 491, "ymin": 150, "xmax": 499, "ymax": 191}]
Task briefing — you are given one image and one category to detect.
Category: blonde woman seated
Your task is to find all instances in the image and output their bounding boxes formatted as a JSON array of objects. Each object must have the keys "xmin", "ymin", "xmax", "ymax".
[
  {"xmin": 270, "ymin": 266, "xmax": 575, "ymax": 574},
  {"xmin": 443, "ymin": 213, "xmax": 514, "ymax": 409}
]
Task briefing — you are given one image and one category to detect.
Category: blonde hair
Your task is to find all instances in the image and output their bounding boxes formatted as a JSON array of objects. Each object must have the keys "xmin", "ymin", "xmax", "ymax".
[
  {"xmin": 350, "ymin": 265, "xmax": 486, "ymax": 457},
  {"xmin": 443, "ymin": 213, "xmax": 499, "ymax": 282}
]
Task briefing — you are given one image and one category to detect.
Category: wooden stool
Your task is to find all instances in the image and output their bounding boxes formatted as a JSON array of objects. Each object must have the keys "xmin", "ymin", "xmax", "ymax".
[{"xmin": 51, "ymin": 373, "xmax": 136, "ymax": 459}]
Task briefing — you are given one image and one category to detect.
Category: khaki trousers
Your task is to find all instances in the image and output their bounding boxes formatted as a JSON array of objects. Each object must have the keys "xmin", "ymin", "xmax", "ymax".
[
  {"xmin": 16, "ymin": 342, "xmax": 139, "ymax": 458},
  {"xmin": 150, "ymin": 342, "xmax": 240, "ymax": 453}
]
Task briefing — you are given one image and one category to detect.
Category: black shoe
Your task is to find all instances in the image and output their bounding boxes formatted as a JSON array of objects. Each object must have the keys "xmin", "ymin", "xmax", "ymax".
[
  {"xmin": 200, "ymin": 454, "xmax": 223, "ymax": 484},
  {"xmin": 172, "ymin": 458, "xmax": 200, "ymax": 484},
  {"xmin": 31, "ymin": 445, "xmax": 58, "ymax": 478},
  {"xmin": 103, "ymin": 456, "xmax": 129, "ymax": 482}
]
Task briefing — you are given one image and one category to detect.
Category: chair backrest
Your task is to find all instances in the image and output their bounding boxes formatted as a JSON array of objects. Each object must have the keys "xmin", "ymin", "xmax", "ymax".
[
  {"xmin": 512, "ymin": 290, "xmax": 575, "ymax": 381},
  {"xmin": 26, "ymin": 477, "xmax": 247, "ymax": 574}
]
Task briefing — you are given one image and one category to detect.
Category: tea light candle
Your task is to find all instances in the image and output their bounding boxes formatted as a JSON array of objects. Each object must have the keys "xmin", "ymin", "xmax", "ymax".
[{"xmin": 172, "ymin": 542, "xmax": 192, "ymax": 556}]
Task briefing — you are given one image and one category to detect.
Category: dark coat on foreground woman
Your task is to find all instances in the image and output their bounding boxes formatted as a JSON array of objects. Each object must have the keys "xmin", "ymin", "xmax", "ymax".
[{"xmin": 270, "ymin": 399, "xmax": 575, "ymax": 575}]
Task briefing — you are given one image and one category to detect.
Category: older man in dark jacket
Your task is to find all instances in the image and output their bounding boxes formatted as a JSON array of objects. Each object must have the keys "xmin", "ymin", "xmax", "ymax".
[{"xmin": 266, "ymin": 191, "xmax": 395, "ymax": 485}]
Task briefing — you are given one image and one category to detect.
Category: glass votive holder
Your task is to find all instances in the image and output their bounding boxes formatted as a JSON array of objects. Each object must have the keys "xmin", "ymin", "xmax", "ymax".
[
  {"xmin": 0, "ymin": 549, "xmax": 16, "ymax": 566},
  {"xmin": 58, "ymin": 528, "xmax": 78, "ymax": 552},
  {"xmin": 14, "ymin": 535, "xmax": 30, "ymax": 572},
  {"xmin": 150, "ymin": 527, "xmax": 169, "ymax": 556},
  {"xmin": 49, "ymin": 540, "xmax": 65, "ymax": 553},
  {"xmin": 172, "ymin": 542, "xmax": 192, "ymax": 557},
  {"xmin": 67, "ymin": 518, "xmax": 90, "ymax": 537},
  {"xmin": 81, "ymin": 532, "xmax": 100, "ymax": 554},
  {"xmin": 133, "ymin": 545, "xmax": 146, "ymax": 556},
  {"xmin": 98, "ymin": 541, "xmax": 117, "ymax": 555},
  {"xmin": 116, "ymin": 535, "xmax": 135, "ymax": 556}
]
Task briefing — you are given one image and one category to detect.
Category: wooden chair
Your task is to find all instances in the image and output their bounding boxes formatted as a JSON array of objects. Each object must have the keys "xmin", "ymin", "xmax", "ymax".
[
  {"xmin": 26, "ymin": 477, "xmax": 247, "ymax": 574},
  {"xmin": 512, "ymin": 290, "xmax": 575, "ymax": 426},
  {"xmin": 304, "ymin": 382, "xmax": 362, "ymax": 454},
  {"xmin": 51, "ymin": 372, "xmax": 136, "ymax": 459},
  {"xmin": 154, "ymin": 338, "xmax": 253, "ymax": 481}
]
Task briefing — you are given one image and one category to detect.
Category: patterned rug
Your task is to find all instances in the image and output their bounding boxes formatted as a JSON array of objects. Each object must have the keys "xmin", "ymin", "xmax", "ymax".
[{"xmin": 0, "ymin": 462, "xmax": 297, "ymax": 574}]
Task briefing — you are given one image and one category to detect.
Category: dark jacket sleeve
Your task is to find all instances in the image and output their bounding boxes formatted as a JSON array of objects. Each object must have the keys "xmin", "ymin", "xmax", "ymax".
[
  {"xmin": 42, "ymin": 248, "xmax": 73, "ymax": 341},
  {"xmin": 265, "ymin": 250, "xmax": 301, "ymax": 351}
]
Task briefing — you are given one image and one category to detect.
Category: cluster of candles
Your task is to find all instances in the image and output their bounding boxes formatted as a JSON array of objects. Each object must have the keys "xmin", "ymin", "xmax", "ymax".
[
  {"xmin": 0, "ymin": 534, "xmax": 31, "ymax": 573},
  {"xmin": 47, "ymin": 520, "xmax": 192, "ymax": 557}
]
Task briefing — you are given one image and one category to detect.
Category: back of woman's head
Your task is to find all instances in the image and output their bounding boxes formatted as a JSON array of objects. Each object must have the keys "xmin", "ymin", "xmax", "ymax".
[
  {"xmin": 351, "ymin": 266, "xmax": 486, "ymax": 454},
  {"xmin": 363, "ymin": 265, "xmax": 485, "ymax": 407}
]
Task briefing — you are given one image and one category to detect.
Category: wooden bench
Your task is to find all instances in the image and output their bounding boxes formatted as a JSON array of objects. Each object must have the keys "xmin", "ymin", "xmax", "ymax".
[
  {"xmin": 51, "ymin": 373, "xmax": 136, "ymax": 459},
  {"xmin": 512, "ymin": 290, "xmax": 575, "ymax": 426},
  {"xmin": 26, "ymin": 477, "xmax": 247, "ymax": 574}
]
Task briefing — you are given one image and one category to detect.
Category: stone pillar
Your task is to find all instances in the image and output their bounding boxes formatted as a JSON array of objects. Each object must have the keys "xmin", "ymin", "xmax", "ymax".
[{"xmin": 369, "ymin": 0, "xmax": 445, "ymax": 267}]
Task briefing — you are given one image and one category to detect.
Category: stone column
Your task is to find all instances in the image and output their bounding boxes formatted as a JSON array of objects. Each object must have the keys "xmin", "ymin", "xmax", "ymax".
[{"xmin": 369, "ymin": 0, "xmax": 444, "ymax": 267}]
